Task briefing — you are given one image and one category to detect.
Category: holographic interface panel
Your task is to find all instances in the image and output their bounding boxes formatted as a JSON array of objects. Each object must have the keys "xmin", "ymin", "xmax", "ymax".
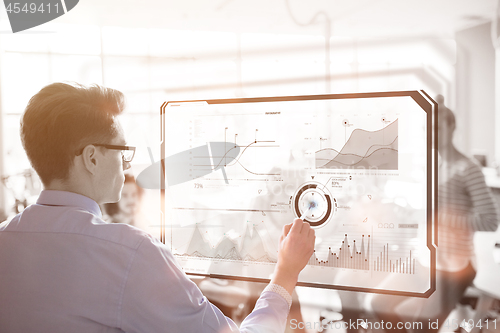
[{"xmin": 160, "ymin": 91, "xmax": 437, "ymax": 296}]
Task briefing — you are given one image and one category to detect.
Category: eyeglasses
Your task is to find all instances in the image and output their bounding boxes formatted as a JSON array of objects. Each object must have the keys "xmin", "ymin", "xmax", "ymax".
[{"xmin": 76, "ymin": 144, "xmax": 136, "ymax": 163}]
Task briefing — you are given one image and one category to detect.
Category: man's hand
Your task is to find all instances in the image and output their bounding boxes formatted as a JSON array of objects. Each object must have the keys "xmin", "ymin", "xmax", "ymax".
[{"xmin": 270, "ymin": 218, "xmax": 315, "ymax": 295}]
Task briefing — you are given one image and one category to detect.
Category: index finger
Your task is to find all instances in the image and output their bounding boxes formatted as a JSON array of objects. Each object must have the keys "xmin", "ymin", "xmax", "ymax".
[{"xmin": 290, "ymin": 218, "xmax": 304, "ymax": 234}]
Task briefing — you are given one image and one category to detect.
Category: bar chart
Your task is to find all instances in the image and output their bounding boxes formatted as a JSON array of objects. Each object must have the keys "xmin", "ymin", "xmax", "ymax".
[
  {"xmin": 308, "ymin": 233, "xmax": 416, "ymax": 274},
  {"xmin": 374, "ymin": 243, "xmax": 415, "ymax": 274}
]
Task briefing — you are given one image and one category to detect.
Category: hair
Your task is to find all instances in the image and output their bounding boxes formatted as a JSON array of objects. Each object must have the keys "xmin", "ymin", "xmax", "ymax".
[
  {"xmin": 435, "ymin": 94, "xmax": 456, "ymax": 130},
  {"xmin": 20, "ymin": 82, "xmax": 125, "ymax": 186},
  {"xmin": 104, "ymin": 174, "xmax": 143, "ymax": 217}
]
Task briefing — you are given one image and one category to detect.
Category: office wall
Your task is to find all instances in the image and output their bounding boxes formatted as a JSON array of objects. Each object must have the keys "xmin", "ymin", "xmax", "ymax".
[
  {"xmin": 0, "ymin": 46, "xmax": 4, "ymax": 219},
  {"xmin": 455, "ymin": 23, "xmax": 496, "ymax": 165},
  {"xmin": 0, "ymin": 87, "xmax": 4, "ymax": 219}
]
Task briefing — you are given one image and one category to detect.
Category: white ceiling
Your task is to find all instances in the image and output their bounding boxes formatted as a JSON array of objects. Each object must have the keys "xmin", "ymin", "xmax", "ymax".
[{"xmin": 56, "ymin": 0, "xmax": 498, "ymax": 37}]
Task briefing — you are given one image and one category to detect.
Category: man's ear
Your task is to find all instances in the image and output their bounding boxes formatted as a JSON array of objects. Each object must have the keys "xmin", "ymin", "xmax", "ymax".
[{"xmin": 81, "ymin": 145, "xmax": 99, "ymax": 175}]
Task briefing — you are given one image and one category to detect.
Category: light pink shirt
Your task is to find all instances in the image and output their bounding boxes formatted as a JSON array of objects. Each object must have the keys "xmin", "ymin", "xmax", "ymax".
[{"xmin": 0, "ymin": 190, "xmax": 289, "ymax": 332}]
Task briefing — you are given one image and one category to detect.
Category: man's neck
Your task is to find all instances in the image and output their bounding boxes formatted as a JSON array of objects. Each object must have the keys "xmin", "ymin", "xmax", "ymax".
[{"xmin": 44, "ymin": 180, "xmax": 98, "ymax": 203}]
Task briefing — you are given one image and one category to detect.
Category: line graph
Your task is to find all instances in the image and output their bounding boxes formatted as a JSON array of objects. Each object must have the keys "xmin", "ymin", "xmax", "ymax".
[
  {"xmin": 309, "ymin": 234, "xmax": 371, "ymax": 270},
  {"xmin": 316, "ymin": 119, "xmax": 398, "ymax": 170},
  {"xmin": 222, "ymin": 140, "xmax": 280, "ymax": 176},
  {"xmin": 179, "ymin": 224, "xmax": 277, "ymax": 263},
  {"xmin": 191, "ymin": 127, "xmax": 281, "ymax": 176},
  {"xmin": 193, "ymin": 141, "xmax": 280, "ymax": 176}
]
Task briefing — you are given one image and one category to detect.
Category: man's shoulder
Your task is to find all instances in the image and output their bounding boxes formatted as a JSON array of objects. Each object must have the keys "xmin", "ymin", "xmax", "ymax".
[
  {"xmin": 88, "ymin": 221, "xmax": 153, "ymax": 250},
  {"xmin": 67, "ymin": 209, "xmax": 159, "ymax": 251},
  {"xmin": 2, "ymin": 204, "xmax": 156, "ymax": 251}
]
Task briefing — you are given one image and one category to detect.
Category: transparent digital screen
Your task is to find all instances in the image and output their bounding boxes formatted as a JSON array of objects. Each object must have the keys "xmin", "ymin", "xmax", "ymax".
[{"xmin": 160, "ymin": 92, "xmax": 436, "ymax": 296}]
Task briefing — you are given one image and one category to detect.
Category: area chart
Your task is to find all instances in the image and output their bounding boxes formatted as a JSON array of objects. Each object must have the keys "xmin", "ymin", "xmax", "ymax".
[{"xmin": 315, "ymin": 119, "xmax": 398, "ymax": 170}]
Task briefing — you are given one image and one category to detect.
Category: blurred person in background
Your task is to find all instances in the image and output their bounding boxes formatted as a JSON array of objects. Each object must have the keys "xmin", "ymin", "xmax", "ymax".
[
  {"xmin": 103, "ymin": 173, "xmax": 144, "ymax": 227},
  {"xmin": 370, "ymin": 96, "xmax": 500, "ymax": 332}
]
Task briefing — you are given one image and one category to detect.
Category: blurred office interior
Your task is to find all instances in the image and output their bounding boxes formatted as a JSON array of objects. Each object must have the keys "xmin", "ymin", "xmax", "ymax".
[{"xmin": 1, "ymin": 1, "xmax": 500, "ymax": 332}]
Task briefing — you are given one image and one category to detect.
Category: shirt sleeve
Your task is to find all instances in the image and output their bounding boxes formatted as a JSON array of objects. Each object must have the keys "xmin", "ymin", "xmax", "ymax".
[{"xmin": 119, "ymin": 235, "xmax": 290, "ymax": 333}]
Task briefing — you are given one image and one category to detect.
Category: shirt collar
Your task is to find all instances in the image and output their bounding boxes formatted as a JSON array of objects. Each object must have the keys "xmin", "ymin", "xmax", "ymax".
[{"xmin": 36, "ymin": 190, "xmax": 102, "ymax": 218}]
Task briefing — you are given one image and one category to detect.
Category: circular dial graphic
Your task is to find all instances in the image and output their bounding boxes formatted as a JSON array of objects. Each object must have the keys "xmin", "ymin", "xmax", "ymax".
[{"xmin": 292, "ymin": 182, "xmax": 337, "ymax": 228}]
